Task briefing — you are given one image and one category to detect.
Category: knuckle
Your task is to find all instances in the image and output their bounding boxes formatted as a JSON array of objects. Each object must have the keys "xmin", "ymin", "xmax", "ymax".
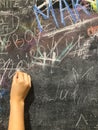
[
  {"xmin": 25, "ymin": 82, "xmax": 29, "ymax": 87},
  {"xmin": 18, "ymin": 79, "xmax": 24, "ymax": 84}
]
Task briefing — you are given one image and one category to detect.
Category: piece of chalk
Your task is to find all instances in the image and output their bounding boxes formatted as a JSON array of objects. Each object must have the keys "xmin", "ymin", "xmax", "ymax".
[
  {"xmin": 16, "ymin": 68, "xmax": 25, "ymax": 72},
  {"xmin": 16, "ymin": 69, "xmax": 21, "ymax": 72}
]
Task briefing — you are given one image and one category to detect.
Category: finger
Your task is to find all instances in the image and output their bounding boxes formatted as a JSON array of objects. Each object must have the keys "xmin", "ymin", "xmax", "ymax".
[
  {"xmin": 28, "ymin": 75, "xmax": 31, "ymax": 87},
  {"xmin": 23, "ymin": 73, "xmax": 29, "ymax": 84},
  {"xmin": 17, "ymin": 71, "xmax": 24, "ymax": 81},
  {"xmin": 13, "ymin": 72, "xmax": 18, "ymax": 80}
]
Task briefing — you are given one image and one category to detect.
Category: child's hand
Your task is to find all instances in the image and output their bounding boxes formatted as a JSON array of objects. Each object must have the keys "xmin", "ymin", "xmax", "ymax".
[{"xmin": 10, "ymin": 71, "xmax": 31, "ymax": 103}]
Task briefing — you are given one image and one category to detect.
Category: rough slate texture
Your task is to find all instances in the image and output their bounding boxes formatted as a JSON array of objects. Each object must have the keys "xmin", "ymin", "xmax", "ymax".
[{"xmin": 0, "ymin": 1, "xmax": 98, "ymax": 130}]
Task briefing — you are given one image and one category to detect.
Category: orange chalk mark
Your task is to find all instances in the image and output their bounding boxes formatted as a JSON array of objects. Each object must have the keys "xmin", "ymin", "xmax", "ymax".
[
  {"xmin": 87, "ymin": 26, "xmax": 98, "ymax": 36},
  {"xmin": 16, "ymin": 39, "xmax": 24, "ymax": 47}
]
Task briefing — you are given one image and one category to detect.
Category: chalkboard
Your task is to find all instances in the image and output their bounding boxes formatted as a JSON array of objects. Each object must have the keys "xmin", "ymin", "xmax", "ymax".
[{"xmin": 0, "ymin": 0, "xmax": 98, "ymax": 130}]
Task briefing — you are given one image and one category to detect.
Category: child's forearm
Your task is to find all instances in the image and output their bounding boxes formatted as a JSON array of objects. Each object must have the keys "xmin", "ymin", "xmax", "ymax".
[
  {"xmin": 8, "ymin": 100, "xmax": 25, "ymax": 130},
  {"xmin": 8, "ymin": 71, "xmax": 31, "ymax": 130}
]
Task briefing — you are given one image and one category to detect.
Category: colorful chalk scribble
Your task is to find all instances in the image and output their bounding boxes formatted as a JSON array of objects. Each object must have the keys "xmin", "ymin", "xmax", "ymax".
[{"xmin": 0, "ymin": 1, "xmax": 98, "ymax": 130}]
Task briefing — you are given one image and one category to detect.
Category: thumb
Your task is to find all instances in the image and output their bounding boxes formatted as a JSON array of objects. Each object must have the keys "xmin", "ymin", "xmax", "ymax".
[{"xmin": 13, "ymin": 72, "xmax": 19, "ymax": 81}]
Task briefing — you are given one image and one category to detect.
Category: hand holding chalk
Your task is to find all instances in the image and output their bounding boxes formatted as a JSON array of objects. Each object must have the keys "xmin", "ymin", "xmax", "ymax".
[
  {"xmin": 10, "ymin": 71, "xmax": 31, "ymax": 103},
  {"xmin": 8, "ymin": 71, "xmax": 31, "ymax": 130}
]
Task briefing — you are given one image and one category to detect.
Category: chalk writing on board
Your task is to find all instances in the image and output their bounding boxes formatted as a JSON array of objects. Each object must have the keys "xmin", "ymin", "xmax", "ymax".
[
  {"xmin": 0, "ymin": 1, "xmax": 98, "ymax": 130},
  {"xmin": 0, "ymin": 58, "xmax": 28, "ymax": 86},
  {"xmin": 33, "ymin": 0, "xmax": 90, "ymax": 31},
  {"xmin": 76, "ymin": 114, "xmax": 88, "ymax": 127},
  {"xmin": 43, "ymin": 17, "xmax": 98, "ymax": 37},
  {"xmin": 69, "ymin": 35, "xmax": 91, "ymax": 59},
  {"xmin": 29, "ymin": 34, "xmax": 77, "ymax": 66},
  {"xmin": 1, "ymin": 31, "xmax": 95, "ymax": 69},
  {"xmin": 42, "ymin": 66, "xmax": 94, "ymax": 103},
  {"xmin": 0, "ymin": 0, "xmax": 16, "ymax": 9},
  {"xmin": 0, "ymin": 13, "xmax": 19, "ymax": 36},
  {"xmin": 0, "ymin": 0, "xmax": 36, "ymax": 9},
  {"xmin": 57, "ymin": 35, "xmax": 84, "ymax": 62}
]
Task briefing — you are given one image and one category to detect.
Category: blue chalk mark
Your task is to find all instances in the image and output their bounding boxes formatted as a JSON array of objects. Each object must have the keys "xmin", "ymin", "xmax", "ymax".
[
  {"xmin": 33, "ymin": 0, "xmax": 59, "ymax": 32},
  {"xmin": 59, "ymin": 0, "xmax": 77, "ymax": 26},
  {"xmin": 33, "ymin": 0, "xmax": 91, "ymax": 32},
  {"xmin": 72, "ymin": 0, "xmax": 90, "ymax": 20}
]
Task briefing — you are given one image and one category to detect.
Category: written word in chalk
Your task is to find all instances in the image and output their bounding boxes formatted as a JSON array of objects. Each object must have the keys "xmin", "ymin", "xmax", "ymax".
[{"xmin": 33, "ymin": 0, "xmax": 90, "ymax": 32}]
